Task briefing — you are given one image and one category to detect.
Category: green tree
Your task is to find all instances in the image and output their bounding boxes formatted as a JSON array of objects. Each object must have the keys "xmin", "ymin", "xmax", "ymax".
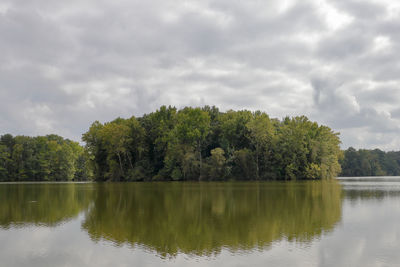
[
  {"xmin": 82, "ymin": 121, "xmax": 108, "ymax": 180},
  {"xmin": 81, "ymin": 106, "xmax": 343, "ymax": 181},
  {"xmin": 0, "ymin": 145, "xmax": 10, "ymax": 181},
  {"xmin": 0, "ymin": 134, "xmax": 89, "ymax": 182},
  {"xmin": 246, "ymin": 111, "xmax": 274, "ymax": 179},
  {"xmin": 167, "ymin": 107, "xmax": 210, "ymax": 180},
  {"xmin": 139, "ymin": 106, "xmax": 177, "ymax": 179},
  {"xmin": 219, "ymin": 110, "xmax": 252, "ymax": 154},
  {"xmin": 207, "ymin": 147, "xmax": 227, "ymax": 180}
]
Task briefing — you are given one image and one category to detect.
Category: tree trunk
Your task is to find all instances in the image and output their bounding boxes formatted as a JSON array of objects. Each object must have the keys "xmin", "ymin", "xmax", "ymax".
[
  {"xmin": 198, "ymin": 140, "xmax": 202, "ymax": 181},
  {"xmin": 256, "ymin": 146, "xmax": 259, "ymax": 180},
  {"xmin": 117, "ymin": 152, "xmax": 124, "ymax": 177},
  {"xmin": 126, "ymin": 152, "xmax": 134, "ymax": 170}
]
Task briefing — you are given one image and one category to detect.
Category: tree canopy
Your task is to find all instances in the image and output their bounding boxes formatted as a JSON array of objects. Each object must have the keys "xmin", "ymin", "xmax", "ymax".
[
  {"xmin": 0, "ymin": 134, "xmax": 91, "ymax": 182},
  {"xmin": 340, "ymin": 147, "xmax": 400, "ymax": 176},
  {"xmin": 83, "ymin": 106, "xmax": 343, "ymax": 181}
]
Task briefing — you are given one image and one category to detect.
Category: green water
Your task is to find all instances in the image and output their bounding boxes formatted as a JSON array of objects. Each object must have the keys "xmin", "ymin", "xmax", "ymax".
[{"xmin": 0, "ymin": 178, "xmax": 398, "ymax": 266}]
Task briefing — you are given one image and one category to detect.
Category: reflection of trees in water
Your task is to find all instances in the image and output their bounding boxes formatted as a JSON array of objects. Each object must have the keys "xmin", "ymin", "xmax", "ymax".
[
  {"xmin": 0, "ymin": 182, "xmax": 343, "ymax": 256},
  {"xmin": 345, "ymin": 189, "xmax": 400, "ymax": 201},
  {"xmin": 0, "ymin": 183, "xmax": 93, "ymax": 228},
  {"xmin": 82, "ymin": 181, "xmax": 342, "ymax": 257}
]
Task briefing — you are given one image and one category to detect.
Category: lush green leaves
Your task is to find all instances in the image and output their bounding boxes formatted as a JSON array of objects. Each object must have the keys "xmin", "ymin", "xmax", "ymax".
[
  {"xmin": 0, "ymin": 134, "xmax": 90, "ymax": 181},
  {"xmin": 340, "ymin": 148, "xmax": 400, "ymax": 176},
  {"xmin": 0, "ymin": 106, "xmax": 346, "ymax": 181},
  {"xmin": 84, "ymin": 106, "xmax": 343, "ymax": 180},
  {"xmin": 83, "ymin": 116, "xmax": 146, "ymax": 181}
]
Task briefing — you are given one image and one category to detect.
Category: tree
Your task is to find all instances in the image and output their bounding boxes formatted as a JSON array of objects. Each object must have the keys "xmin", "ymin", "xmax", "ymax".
[
  {"xmin": 0, "ymin": 134, "xmax": 90, "ymax": 182},
  {"xmin": 232, "ymin": 149, "xmax": 257, "ymax": 180},
  {"xmin": 139, "ymin": 106, "xmax": 177, "ymax": 179},
  {"xmin": 82, "ymin": 121, "xmax": 108, "ymax": 180},
  {"xmin": 170, "ymin": 107, "xmax": 210, "ymax": 180},
  {"xmin": 340, "ymin": 148, "xmax": 400, "ymax": 177},
  {"xmin": 207, "ymin": 147, "xmax": 227, "ymax": 180},
  {"xmin": 81, "ymin": 106, "xmax": 343, "ymax": 181},
  {"xmin": 246, "ymin": 111, "xmax": 274, "ymax": 179},
  {"xmin": 219, "ymin": 110, "xmax": 252, "ymax": 153},
  {"xmin": 0, "ymin": 145, "xmax": 10, "ymax": 181}
]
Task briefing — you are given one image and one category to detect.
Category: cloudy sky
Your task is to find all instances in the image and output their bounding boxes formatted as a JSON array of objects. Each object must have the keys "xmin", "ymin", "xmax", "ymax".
[{"xmin": 1, "ymin": 0, "xmax": 400, "ymax": 150}]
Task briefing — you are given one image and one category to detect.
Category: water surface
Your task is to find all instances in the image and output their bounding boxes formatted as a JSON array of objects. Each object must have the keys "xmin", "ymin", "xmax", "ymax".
[{"xmin": 0, "ymin": 178, "xmax": 399, "ymax": 266}]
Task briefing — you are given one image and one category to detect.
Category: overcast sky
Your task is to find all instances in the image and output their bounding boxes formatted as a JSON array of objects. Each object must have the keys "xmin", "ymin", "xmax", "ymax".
[{"xmin": 1, "ymin": 0, "xmax": 400, "ymax": 150}]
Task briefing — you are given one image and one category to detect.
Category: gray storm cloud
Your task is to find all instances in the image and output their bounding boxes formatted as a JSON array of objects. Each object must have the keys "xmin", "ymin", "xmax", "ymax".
[{"xmin": 1, "ymin": 0, "xmax": 400, "ymax": 150}]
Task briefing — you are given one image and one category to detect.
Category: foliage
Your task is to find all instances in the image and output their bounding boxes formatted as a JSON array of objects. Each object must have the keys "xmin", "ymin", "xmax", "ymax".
[
  {"xmin": 82, "ymin": 117, "xmax": 146, "ymax": 181},
  {"xmin": 0, "ymin": 134, "xmax": 91, "ymax": 181},
  {"xmin": 340, "ymin": 147, "xmax": 400, "ymax": 176},
  {"xmin": 83, "ymin": 106, "xmax": 343, "ymax": 180},
  {"xmin": 0, "ymin": 106, "xmax": 344, "ymax": 181},
  {"xmin": 206, "ymin": 148, "xmax": 227, "ymax": 180}
]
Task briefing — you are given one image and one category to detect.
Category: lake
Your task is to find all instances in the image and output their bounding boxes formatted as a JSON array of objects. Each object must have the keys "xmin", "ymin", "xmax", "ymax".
[{"xmin": 0, "ymin": 177, "xmax": 399, "ymax": 266}]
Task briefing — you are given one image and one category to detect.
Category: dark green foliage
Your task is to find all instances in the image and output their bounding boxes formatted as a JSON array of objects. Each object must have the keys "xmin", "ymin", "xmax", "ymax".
[
  {"xmin": 0, "ymin": 134, "xmax": 91, "ymax": 181},
  {"xmin": 232, "ymin": 149, "xmax": 257, "ymax": 180},
  {"xmin": 82, "ymin": 116, "xmax": 147, "ymax": 181},
  {"xmin": 0, "ymin": 106, "xmax": 345, "ymax": 182},
  {"xmin": 206, "ymin": 148, "xmax": 227, "ymax": 180},
  {"xmin": 340, "ymin": 148, "xmax": 400, "ymax": 176},
  {"xmin": 83, "ymin": 106, "xmax": 342, "ymax": 181}
]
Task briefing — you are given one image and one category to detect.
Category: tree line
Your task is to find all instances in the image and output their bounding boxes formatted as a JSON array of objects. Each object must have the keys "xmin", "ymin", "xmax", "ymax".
[
  {"xmin": 1, "ymin": 105, "xmax": 357, "ymax": 182},
  {"xmin": 6, "ymin": 106, "xmax": 400, "ymax": 181},
  {"xmin": 83, "ymin": 106, "xmax": 342, "ymax": 181},
  {"xmin": 340, "ymin": 147, "xmax": 400, "ymax": 176},
  {"xmin": 0, "ymin": 134, "xmax": 90, "ymax": 181}
]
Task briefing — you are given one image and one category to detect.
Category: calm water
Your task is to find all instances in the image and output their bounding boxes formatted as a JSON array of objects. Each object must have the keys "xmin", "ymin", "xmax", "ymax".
[{"xmin": 0, "ymin": 178, "xmax": 399, "ymax": 266}]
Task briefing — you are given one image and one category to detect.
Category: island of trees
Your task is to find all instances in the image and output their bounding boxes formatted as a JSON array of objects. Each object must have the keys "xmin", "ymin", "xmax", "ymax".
[
  {"xmin": 3, "ymin": 105, "xmax": 398, "ymax": 182},
  {"xmin": 83, "ymin": 106, "xmax": 342, "ymax": 181}
]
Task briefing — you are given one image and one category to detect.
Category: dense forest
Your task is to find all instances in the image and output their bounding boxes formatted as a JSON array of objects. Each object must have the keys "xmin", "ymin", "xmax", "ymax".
[
  {"xmin": 4, "ymin": 106, "xmax": 400, "ymax": 181},
  {"xmin": 0, "ymin": 134, "xmax": 90, "ymax": 181},
  {"xmin": 83, "ymin": 106, "xmax": 342, "ymax": 181},
  {"xmin": 340, "ymin": 147, "xmax": 400, "ymax": 176}
]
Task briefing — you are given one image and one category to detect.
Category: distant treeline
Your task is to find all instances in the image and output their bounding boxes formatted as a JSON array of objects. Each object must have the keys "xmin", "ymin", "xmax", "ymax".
[
  {"xmin": 83, "ymin": 106, "xmax": 342, "ymax": 181},
  {"xmin": 340, "ymin": 147, "xmax": 400, "ymax": 176},
  {"xmin": 0, "ymin": 134, "xmax": 90, "ymax": 182}
]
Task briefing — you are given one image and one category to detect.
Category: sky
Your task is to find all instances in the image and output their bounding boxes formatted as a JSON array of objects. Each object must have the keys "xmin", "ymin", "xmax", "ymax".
[{"xmin": 1, "ymin": 0, "xmax": 400, "ymax": 150}]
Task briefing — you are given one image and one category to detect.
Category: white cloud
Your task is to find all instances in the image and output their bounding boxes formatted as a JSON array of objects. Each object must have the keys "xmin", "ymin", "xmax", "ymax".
[
  {"xmin": 0, "ymin": 0, "xmax": 400, "ymax": 150},
  {"xmin": 317, "ymin": 0, "xmax": 354, "ymax": 31}
]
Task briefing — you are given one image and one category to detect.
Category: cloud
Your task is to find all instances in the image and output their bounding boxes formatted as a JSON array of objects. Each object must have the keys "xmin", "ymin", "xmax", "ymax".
[{"xmin": 0, "ymin": 0, "xmax": 399, "ymax": 150}]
